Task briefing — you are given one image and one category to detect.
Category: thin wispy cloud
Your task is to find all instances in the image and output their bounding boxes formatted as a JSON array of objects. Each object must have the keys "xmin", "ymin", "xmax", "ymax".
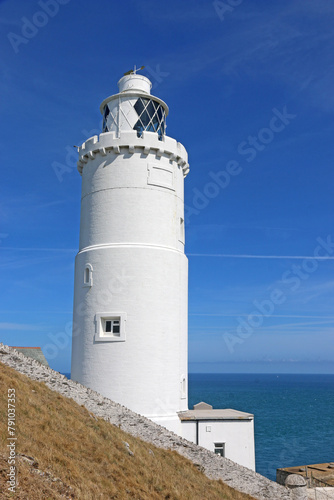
[
  {"xmin": 189, "ymin": 313, "xmax": 334, "ymax": 319},
  {"xmin": 12, "ymin": 248, "xmax": 331, "ymax": 259},
  {"xmin": 0, "ymin": 310, "xmax": 72, "ymax": 315},
  {"xmin": 0, "ymin": 247, "xmax": 76, "ymax": 252},
  {"xmin": 188, "ymin": 253, "xmax": 334, "ymax": 259},
  {"xmin": 0, "ymin": 253, "xmax": 74, "ymax": 272},
  {"xmin": 191, "ymin": 319, "xmax": 334, "ymax": 330},
  {"xmin": 1, "ymin": 0, "xmax": 333, "ymax": 373},
  {"xmin": 262, "ymin": 319, "xmax": 334, "ymax": 330},
  {"xmin": 142, "ymin": 0, "xmax": 334, "ymax": 111},
  {"xmin": 136, "ymin": 1, "xmax": 218, "ymax": 22},
  {"xmin": 0, "ymin": 322, "xmax": 44, "ymax": 331}
]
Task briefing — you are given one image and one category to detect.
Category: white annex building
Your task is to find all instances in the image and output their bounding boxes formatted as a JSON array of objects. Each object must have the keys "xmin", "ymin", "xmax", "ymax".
[{"xmin": 71, "ymin": 72, "xmax": 255, "ymax": 470}]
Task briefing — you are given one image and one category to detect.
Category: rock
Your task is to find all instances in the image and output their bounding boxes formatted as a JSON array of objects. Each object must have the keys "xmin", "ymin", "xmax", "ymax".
[
  {"xmin": 18, "ymin": 454, "xmax": 38, "ymax": 467},
  {"xmin": 285, "ymin": 475, "xmax": 307, "ymax": 500}
]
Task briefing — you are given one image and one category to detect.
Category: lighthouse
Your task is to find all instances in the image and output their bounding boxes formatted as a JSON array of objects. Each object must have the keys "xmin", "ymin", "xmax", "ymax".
[
  {"xmin": 71, "ymin": 72, "xmax": 189, "ymax": 433},
  {"xmin": 71, "ymin": 72, "xmax": 256, "ymax": 469}
]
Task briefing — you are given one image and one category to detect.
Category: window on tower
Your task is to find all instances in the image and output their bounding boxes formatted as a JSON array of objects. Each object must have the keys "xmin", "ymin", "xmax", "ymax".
[
  {"xmin": 133, "ymin": 97, "xmax": 166, "ymax": 139},
  {"xmin": 105, "ymin": 319, "xmax": 120, "ymax": 336},
  {"xmin": 95, "ymin": 313, "xmax": 126, "ymax": 342},
  {"xmin": 101, "ymin": 96, "xmax": 167, "ymax": 138},
  {"xmin": 112, "ymin": 320, "xmax": 120, "ymax": 334},
  {"xmin": 102, "ymin": 104, "xmax": 110, "ymax": 133}
]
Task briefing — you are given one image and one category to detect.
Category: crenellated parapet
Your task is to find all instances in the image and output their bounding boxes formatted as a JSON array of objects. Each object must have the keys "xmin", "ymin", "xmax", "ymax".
[{"xmin": 77, "ymin": 130, "xmax": 190, "ymax": 177}]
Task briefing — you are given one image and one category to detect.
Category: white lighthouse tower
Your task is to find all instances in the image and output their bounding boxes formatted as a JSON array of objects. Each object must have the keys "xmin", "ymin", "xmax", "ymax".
[
  {"xmin": 71, "ymin": 72, "xmax": 189, "ymax": 433},
  {"xmin": 71, "ymin": 73, "xmax": 256, "ymax": 469}
]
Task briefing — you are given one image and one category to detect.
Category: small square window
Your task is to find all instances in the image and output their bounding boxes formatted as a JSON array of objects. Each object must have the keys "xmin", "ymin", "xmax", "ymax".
[
  {"xmin": 102, "ymin": 318, "xmax": 121, "ymax": 337},
  {"xmin": 95, "ymin": 313, "xmax": 126, "ymax": 342}
]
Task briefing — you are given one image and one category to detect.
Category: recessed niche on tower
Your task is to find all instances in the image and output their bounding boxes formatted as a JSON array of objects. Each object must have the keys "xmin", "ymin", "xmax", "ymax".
[{"xmin": 83, "ymin": 264, "xmax": 93, "ymax": 287}]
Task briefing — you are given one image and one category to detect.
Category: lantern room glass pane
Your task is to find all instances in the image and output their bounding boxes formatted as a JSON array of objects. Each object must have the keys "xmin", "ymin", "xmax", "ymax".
[
  {"xmin": 102, "ymin": 105, "xmax": 110, "ymax": 133},
  {"xmin": 133, "ymin": 97, "xmax": 166, "ymax": 139}
]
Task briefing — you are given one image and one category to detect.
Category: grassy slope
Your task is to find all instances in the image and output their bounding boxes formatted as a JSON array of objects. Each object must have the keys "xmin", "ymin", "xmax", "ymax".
[{"xmin": 0, "ymin": 362, "xmax": 255, "ymax": 499}]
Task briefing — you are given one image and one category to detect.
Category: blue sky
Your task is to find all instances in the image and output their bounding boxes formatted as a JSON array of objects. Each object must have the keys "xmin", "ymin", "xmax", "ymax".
[{"xmin": 1, "ymin": 0, "xmax": 333, "ymax": 374}]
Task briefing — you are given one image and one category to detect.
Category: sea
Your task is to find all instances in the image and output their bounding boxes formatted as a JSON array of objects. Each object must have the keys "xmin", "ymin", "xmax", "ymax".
[
  {"xmin": 63, "ymin": 372, "xmax": 334, "ymax": 481},
  {"xmin": 188, "ymin": 373, "xmax": 334, "ymax": 481}
]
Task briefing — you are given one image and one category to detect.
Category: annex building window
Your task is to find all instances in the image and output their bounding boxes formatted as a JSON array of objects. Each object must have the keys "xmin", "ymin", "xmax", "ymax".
[
  {"xmin": 214, "ymin": 443, "xmax": 225, "ymax": 457},
  {"xmin": 95, "ymin": 313, "xmax": 126, "ymax": 342}
]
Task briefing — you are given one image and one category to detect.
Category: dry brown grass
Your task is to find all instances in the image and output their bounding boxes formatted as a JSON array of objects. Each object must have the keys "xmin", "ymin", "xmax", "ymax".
[{"xmin": 0, "ymin": 362, "xmax": 255, "ymax": 499}]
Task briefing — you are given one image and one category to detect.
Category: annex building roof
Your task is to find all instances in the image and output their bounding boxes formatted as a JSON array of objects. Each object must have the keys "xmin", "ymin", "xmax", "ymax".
[{"xmin": 179, "ymin": 402, "xmax": 253, "ymax": 421}]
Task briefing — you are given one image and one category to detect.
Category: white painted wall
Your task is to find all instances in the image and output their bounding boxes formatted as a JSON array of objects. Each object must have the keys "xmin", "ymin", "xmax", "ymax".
[
  {"xmin": 181, "ymin": 419, "xmax": 256, "ymax": 471},
  {"xmin": 71, "ymin": 76, "xmax": 189, "ymax": 433}
]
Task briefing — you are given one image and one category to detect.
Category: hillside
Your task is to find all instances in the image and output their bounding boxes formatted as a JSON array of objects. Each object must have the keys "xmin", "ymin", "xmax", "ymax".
[{"xmin": 0, "ymin": 361, "xmax": 255, "ymax": 499}]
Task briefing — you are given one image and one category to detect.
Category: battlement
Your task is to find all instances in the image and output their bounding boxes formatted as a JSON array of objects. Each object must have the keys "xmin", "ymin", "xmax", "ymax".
[{"xmin": 77, "ymin": 130, "xmax": 189, "ymax": 177}]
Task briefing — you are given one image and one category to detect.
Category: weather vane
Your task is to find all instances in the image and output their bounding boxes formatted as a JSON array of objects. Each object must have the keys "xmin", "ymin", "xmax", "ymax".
[{"xmin": 123, "ymin": 65, "xmax": 145, "ymax": 76}]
